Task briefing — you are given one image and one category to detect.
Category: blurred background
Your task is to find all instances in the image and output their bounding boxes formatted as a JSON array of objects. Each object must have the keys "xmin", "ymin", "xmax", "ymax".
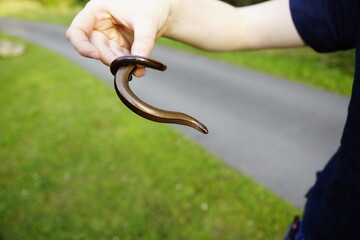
[{"xmin": 0, "ymin": 0, "xmax": 354, "ymax": 240}]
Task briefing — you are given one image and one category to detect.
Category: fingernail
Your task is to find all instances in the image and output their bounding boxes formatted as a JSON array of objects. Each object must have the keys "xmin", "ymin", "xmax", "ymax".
[
  {"xmin": 134, "ymin": 68, "xmax": 146, "ymax": 77},
  {"xmin": 139, "ymin": 68, "xmax": 146, "ymax": 76}
]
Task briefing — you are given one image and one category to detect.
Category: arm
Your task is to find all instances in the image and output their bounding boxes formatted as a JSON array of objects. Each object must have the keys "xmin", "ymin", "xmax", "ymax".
[
  {"xmin": 66, "ymin": 0, "xmax": 305, "ymax": 75},
  {"xmin": 166, "ymin": 0, "xmax": 304, "ymax": 51}
]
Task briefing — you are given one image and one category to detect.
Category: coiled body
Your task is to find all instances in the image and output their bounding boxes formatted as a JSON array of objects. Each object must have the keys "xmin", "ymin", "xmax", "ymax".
[{"xmin": 111, "ymin": 55, "xmax": 209, "ymax": 134}]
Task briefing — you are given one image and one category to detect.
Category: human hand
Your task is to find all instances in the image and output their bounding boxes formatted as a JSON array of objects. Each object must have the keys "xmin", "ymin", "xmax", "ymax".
[{"xmin": 66, "ymin": 0, "xmax": 173, "ymax": 77}]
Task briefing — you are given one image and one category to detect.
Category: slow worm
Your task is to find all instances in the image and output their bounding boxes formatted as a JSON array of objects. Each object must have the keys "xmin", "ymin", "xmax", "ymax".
[{"xmin": 110, "ymin": 55, "xmax": 209, "ymax": 134}]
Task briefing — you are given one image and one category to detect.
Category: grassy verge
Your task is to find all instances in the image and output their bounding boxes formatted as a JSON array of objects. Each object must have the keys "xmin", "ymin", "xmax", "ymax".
[
  {"xmin": 0, "ymin": 0, "xmax": 80, "ymax": 25},
  {"xmin": 0, "ymin": 0, "xmax": 355, "ymax": 96},
  {"xmin": 0, "ymin": 34, "xmax": 299, "ymax": 240}
]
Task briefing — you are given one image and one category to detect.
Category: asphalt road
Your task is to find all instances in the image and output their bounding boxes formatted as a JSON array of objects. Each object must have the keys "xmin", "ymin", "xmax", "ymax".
[{"xmin": 0, "ymin": 18, "xmax": 350, "ymax": 207}]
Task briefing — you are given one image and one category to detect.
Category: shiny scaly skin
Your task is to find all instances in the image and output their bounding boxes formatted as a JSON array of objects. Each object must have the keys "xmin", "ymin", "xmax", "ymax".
[{"xmin": 111, "ymin": 55, "xmax": 209, "ymax": 134}]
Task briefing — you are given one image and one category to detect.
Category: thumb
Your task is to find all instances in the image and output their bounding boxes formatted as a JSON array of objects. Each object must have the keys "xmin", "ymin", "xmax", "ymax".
[{"xmin": 131, "ymin": 16, "xmax": 157, "ymax": 57}]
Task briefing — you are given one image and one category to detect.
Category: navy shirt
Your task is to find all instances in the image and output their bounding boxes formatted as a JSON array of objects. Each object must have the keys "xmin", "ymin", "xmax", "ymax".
[{"xmin": 290, "ymin": 0, "xmax": 360, "ymax": 239}]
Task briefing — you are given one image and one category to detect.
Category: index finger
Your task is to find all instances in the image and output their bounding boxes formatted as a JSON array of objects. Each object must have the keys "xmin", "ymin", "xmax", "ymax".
[{"xmin": 66, "ymin": 8, "xmax": 100, "ymax": 59}]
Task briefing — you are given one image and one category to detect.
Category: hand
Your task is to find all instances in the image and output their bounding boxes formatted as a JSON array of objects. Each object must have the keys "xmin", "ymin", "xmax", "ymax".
[{"xmin": 66, "ymin": 0, "xmax": 172, "ymax": 77}]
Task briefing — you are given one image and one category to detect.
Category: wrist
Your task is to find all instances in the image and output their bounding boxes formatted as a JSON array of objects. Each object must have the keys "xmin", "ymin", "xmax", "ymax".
[{"xmin": 161, "ymin": 0, "xmax": 182, "ymax": 38}]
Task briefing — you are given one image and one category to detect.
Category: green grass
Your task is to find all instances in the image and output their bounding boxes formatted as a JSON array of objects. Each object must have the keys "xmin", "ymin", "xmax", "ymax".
[
  {"xmin": 0, "ymin": 34, "xmax": 299, "ymax": 240},
  {"xmin": 0, "ymin": 0, "xmax": 355, "ymax": 96},
  {"xmin": 0, "ymin": 0, "xmax": 80, "ymax": 25}
]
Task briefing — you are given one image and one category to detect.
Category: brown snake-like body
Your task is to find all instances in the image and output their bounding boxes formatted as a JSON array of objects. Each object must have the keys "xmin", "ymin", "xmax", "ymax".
[{"xmin": 110, "ymin": 55, "xmax": 209, "ymax": 134}]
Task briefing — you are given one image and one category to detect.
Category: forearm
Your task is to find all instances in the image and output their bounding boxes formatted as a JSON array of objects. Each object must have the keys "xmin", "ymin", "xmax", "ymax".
[{"xmin": 165, "ymin": 0, "xmax": 305, "ymax": 51}]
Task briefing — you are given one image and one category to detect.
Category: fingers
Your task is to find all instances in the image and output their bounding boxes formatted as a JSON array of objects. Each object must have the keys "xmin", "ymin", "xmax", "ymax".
[
  {"xmin": 131, "ymin": 15, "xmax": 157, "ymax": 57},
  {"xmin": 66, "ymin": 7, "xmax": 100, "ymax": 60},
  {"xmin": 108, "ymin": 39, "xmax": 149, "ymax": 76},
  {"xmin": 131, "ymin": 16, "xmax": 158, "ymax": 77},
  {"xmin": 89, "ymin": 31, "xmax": 119, "ymax": 65},
  {"xmin": 66, "ymin": 2, "xmax": 160, "ymax": 78}
]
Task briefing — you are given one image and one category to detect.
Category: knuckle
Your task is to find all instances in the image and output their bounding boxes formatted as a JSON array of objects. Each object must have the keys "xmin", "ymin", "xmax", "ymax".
[{"xmin": 65, "ymin": 29, "xmax": 72, "ymax": 41}]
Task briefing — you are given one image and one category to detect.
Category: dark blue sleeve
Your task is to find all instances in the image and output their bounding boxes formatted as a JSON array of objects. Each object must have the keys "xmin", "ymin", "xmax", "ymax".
[{"xmin": 290, "ymin": 0, "xmax": 360, "ymax": 53}]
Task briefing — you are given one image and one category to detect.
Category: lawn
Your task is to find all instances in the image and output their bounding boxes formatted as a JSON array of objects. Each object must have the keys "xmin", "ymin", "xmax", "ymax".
[
  {"xmin": 0, "ymin": 0, "xmax": 80, "ymax": 25},
  {"xmin": 0, "ymin": 34, "xmax": 300, "ymax": 239},
  {"xmin": 0, "ymin": 1, "xmax": 348, "ymax": 238},
  {"xmin": 0, "ymin": 0, "xmax": 355, "ymax": 96}
]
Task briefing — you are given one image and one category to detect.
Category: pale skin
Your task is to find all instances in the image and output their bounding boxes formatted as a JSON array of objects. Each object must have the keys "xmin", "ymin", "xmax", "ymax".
[{"xmin": 66, "ymin": 0, "xmax": 305, "ymax": 77}]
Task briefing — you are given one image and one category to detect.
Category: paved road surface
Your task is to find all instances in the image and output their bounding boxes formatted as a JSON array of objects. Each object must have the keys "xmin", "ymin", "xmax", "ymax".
[{"xmin": 0, "ymin": 18, "xmax": 350, "ymax": 207}]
